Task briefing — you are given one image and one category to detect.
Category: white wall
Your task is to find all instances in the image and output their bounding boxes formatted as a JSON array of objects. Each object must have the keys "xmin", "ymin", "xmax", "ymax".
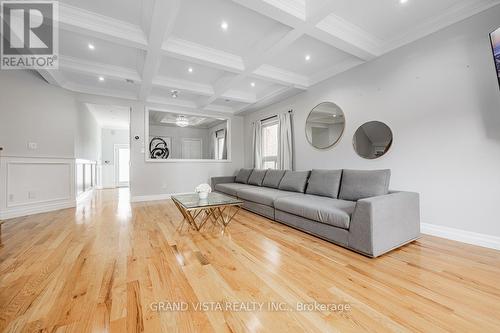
[
  {"xmin": 101, "ymin": 128, "xmax": 129, "ymax": 188},
  {"xmin": 243, "ymin": 6, "xmax": 500, "ymax": 237},
  {"xmin": 75, "ymin": 104, "xmax": 101, "ymax": 161},
  {"xmin": 0, "ymin": 71, "xmax": 77, "ymax": 158},
  {"xmin": 0, "ymin": 71, "xmax": 79, "ymax": 218}
]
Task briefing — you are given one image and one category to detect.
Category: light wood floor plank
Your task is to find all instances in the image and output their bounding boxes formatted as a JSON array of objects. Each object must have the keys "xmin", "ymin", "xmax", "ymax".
[{"xmin": 0, "ymin": 188, "xmax": 499, "ymax": 332}]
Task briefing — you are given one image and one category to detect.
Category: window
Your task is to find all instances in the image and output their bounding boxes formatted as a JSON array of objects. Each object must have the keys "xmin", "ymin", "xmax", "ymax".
[
  {"xmin": 261, "ymin": 118, "xmax": 278, "ymax": 169},
  {"xmin": 215, "ymin": 129, "xmax": 226, "ymax": 160}
]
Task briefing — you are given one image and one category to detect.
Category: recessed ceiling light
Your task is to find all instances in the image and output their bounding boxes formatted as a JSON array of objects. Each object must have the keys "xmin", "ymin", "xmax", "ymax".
[
  {"xmin": 88, "ymin": 43, "xmax": 95, "ymax": 50},
  {"xmin": 188, "ymin": 67, "xmax": 193, "ymax": 73},
  {"xmin": 399, "ymin": 0, "xmax": 408, "ymax": 4},
  {"xmin": 98, "ymin": 76, "xmax": 104, "ymax": 82},
  {"xmin": 250, "ymin": 82, "xmax": 255, "ymax": 87},
  {"xmin": 221, "ymin": 21, "xmax": 228, "ymax": 31},
  {"xmin": 305, "ymin": 54, "xmax": 311, "ymax": 61}
]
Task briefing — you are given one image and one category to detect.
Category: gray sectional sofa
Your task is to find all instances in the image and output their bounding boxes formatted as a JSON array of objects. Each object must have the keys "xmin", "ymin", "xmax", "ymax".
[{"xmin": 212, "ymin": 168, "xmax": 420, "ymax": 257}]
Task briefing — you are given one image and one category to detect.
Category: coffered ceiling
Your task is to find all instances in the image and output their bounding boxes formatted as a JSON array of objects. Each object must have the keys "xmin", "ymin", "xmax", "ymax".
[{"xmin": 40, "ymin": 0, "xmax": 500, "ymax": 115}]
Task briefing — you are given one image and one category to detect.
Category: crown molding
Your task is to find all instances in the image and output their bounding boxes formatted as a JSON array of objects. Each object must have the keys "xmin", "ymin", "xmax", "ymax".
[
  {"xmin": 63, "ymin": 82, "xmax": 138, "ymax": 101},
  {"xmin": 59, "ymin": 4, "xmax": 147, "ymax": 49},
  {"xmin": 203, "ymin": 104, "xmax": 236, "ymax": 114},
  {"xmin": 263, "ymin": 0, "xmax": 305, "ymax": 20},
  {"xmin": 59, "ymin": 56, "xmax": 141, "ymax": 82},
  {"xmin": 315, "ymin": 13, "xmax": 382, "ymax": 58},
  {"xmin": 382, "ymin": 0, "xmax": 500, "ymax": 53}
]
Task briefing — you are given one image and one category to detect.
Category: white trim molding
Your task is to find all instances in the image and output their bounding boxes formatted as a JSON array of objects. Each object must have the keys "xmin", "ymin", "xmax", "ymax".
[
  {"xmin": 0, "ymin": 200, "xmax": 76, "ymax": 220},
  {"xmin": 0, "ymin": 156, "xmax": 76, "ymax": 220},
  {"xmin": 421, "ymin": 223, "xmax": 500, "ymax": 251}
]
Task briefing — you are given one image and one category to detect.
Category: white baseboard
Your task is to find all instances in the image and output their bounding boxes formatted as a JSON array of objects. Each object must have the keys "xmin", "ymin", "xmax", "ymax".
[
  {"xmin": 0, "ymin": 200, "xmax": 76, "ymax": 220},
  {"xmin": 131, "ymin": 192, "xmax": 192, "ymax": 203},
  {"xmin": 421, "ymin": 223, "xmax": 500, "ymax": 250}
]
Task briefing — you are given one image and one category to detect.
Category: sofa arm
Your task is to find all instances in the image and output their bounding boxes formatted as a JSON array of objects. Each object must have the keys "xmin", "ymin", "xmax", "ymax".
[
  {"xmin": 348, "ymin": 191, "xmax": 420, "ymax": 257},
  {"xmin": 211, "ymin": 176, "xmax": 236, "ymax": 189}
]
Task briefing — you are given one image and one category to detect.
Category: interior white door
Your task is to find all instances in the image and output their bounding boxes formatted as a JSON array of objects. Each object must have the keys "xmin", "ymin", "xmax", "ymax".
[
  {"xmin": 182, "ymin": 139, "xmax": 202, "ymax": 159},
  {"xmin": 114, "ymin": 144, "xmax": 130, "ymax": 187}
]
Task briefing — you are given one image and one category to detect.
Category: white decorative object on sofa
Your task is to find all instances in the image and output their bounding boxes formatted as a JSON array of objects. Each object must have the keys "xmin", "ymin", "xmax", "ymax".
[{"xmin": 195, "ymin": 183, "xmax": 212, "ymax": 199}]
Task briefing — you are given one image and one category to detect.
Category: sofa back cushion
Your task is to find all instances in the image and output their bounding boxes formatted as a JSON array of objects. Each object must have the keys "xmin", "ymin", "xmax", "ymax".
[
  {"xmin": 262, "ymin": 169, "xmax": 286, "ymax": 188},
  {"xmin": 278, "ymin": 170, "xmax": 311, "ymax": 193},
  {"xmin": 247, "ymin": 169, "xmax": 267, "ymax": 186},
  {"xmin": 235, "ymin": 168, "xmax": 253, "ymax": 184},
  {"xmin": 306, "ymin": 169, "xmax": 342, "ymax": 198},
  {"xmin": 339, "ymin": 169, "xmax": 391, "ymax": 201}
]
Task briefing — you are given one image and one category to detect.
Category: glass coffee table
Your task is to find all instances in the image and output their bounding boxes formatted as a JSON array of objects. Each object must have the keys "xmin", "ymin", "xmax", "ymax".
[{"xmin": 171, "ymin": 192, "xmax": 243, "ymax": 232}]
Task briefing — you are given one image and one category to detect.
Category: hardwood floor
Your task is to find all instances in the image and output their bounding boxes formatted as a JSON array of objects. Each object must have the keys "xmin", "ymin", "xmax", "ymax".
[{"xmin": 1, "ymin": 189, "xmax": 500, "ymax": 332}]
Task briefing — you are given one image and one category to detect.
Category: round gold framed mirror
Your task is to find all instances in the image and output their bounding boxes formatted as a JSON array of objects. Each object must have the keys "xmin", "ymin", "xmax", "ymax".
[{"xmin": 305, "ymin": 102, "xmax": 345, "ymax": 149}]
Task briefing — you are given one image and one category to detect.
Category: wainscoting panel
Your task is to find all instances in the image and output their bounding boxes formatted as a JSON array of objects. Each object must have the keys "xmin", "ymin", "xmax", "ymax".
[{"xmin": 0, "ymin": 157, "xmax": 76, "ymax": 219}]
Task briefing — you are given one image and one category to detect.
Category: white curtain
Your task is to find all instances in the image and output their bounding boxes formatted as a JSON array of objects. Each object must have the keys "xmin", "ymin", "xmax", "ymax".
[
  {"xmin": 278, "ymin": 112, "xmax": 293, "ymax": 170},
  {"xmin": 252, "ymin": 121, "xmax": 262, "ymax": 169},
  {"xmin": 222, "ymin": 129, "xmax": 227, "ymax": 160}
]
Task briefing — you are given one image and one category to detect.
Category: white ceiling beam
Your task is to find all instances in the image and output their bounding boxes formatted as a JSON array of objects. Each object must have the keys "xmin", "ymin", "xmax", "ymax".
[
  {"xmin": 63, "ymin": 82, "xmax": 138, "ymax": 101},
  {"xmin": 59, "ymin": 4, "xmax": 147, "ymax": 50},
  {"xmin": 152, "ymin": 76, "xmax": 255, "ymax": 104},
  {"xmin": 204, "ymin": 29, "xmax": 304, "ymax": 105},
  {"xmin": 229, "ymin": 0, "xmax": 379, "ymax": 60},
  {"xmin": 139, "ymin": 0, "xmax": 181, "ymax": 100},
  {"xmin": 162, "ymin": 37, "xmax": 308, "ymax": 89},
  {"xmin": 221, "ymin": 90, "xmax": 256, "ymax": 104},
  {"xmin": 313, "ymin": 15, "xmax": 381, "ymax": 60},
  {"xmin": 147, "ymin": 95, "xmax": 198, "ymax": 109},
  {"xmin": 153, "ymin": 76, "xmax": 213, "ymax": 96},
  {"xmin": 59, "ymin": 56, "xmax": 141, "ymax": 82},
  {"xmin": 162, "ymin": 38, "xmax": 245, "ymax": 73},
  {"xmin": 253, "ymin": 64, "xmax": 308, "ymax": 89}
]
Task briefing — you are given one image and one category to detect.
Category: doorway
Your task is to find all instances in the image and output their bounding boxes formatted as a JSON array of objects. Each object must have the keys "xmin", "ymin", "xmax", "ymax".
[
  {"xmin": 114, "ymin": 144, "xmax": 130, "ymax": 187},
  {"xmin": 182, "ymin": 138, "xmax": 202, "ymax": 159}
]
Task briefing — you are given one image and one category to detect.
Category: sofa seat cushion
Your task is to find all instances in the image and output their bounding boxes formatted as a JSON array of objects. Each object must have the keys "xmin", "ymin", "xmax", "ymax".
[
  {"xmin": 215, "ymin": 183, "xmax": 255, "ymax": 197},
  {"xmin": 274, "ymin": 195, "xmax": 356, "ymax": 229},
  {"xmin": 237, "ymin": 187, "xmax": 297, "ymax": 207}
]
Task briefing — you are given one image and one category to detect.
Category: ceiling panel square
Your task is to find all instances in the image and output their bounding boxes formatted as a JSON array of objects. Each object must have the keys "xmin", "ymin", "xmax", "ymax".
[
  {"xmin": 171, "ymin": 0, "xmax": 292, "ymax": 56},
  {"xmin": 266, "ymin": 35, "xmax": 355, "ymax": 77}
]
